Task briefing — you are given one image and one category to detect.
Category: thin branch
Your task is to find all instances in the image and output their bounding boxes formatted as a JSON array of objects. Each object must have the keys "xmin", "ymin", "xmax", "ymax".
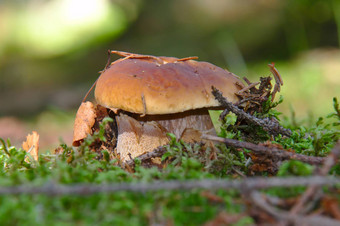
[
  {"xmin": 236, "ymin": 82, "xmax": 260, "ymax": 95},
  {"xmin": 250, "ymin": 191, "xmax": 340, "ymax": 226},
  {"xmin": 268, "ymin": 63, "xmax": 284, "ymax": 85},
  {"xmin": 290, "ymin": 141, "xmax": 340, "ymax": 214},
  {"xmin": 124, "ymin": 146, "xmax": 167, "ymax": 166},
  {"xmin": 82, "ymin": 50, "xmax": 111, "ymax": 102},
  {"xmin": 0, "ymin": 176, "xmax": 338, "ymax": 196},
  {"xmin": 202, "ymin": 134, "xmax": 325, "ymax": 165},
  {"xmin": 268, "ymin": 63, "xmax": 283, "ymax": 101},
  {"xmin": 319, "ymin": 141, "xmax": 340, "ymax": 175},
  {"xmin": 104, "ymin": 49, "xmax": 112, "ymax": 71},
  {"xmin": 211, "ymin": 86, "xmax": 292, "ymax": 137}
]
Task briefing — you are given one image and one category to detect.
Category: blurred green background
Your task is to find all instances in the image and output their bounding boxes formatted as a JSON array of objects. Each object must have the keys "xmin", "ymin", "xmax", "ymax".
[{"xmin": 0, "ymin": 0, "xmax": 339, "ymax": 149}]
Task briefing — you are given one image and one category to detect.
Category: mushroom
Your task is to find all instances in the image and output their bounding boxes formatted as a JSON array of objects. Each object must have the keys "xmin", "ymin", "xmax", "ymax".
[{"xmin": 94, "ymin": 51, "xmax": 244, "ymax": 161}]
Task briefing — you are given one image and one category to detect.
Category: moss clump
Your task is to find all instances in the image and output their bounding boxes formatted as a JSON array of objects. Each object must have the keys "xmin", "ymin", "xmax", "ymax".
[{"xmin": 0, "ymin": 97, "xmax": 339, "ymax": 225}]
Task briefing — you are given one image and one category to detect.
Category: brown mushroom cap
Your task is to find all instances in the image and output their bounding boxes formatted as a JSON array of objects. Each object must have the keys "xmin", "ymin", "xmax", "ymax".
[{"xmin": 95, "ymin": 52, "xmax": 244, "ymax": 115}]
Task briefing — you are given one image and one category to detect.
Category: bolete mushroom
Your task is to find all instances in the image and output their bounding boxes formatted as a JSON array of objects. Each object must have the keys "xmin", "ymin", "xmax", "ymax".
[{"xmin": 94, "ymin": 51, "xmax": 244, "ymax": 161}]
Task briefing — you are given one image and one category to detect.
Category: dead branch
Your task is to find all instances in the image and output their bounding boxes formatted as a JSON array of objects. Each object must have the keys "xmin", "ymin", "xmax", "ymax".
[
  {"xmin": 268, "ymin": 63, "xmax": 283, "ymax": 101},
  {"xmin": 237, "ymin": 82, "xmax": 260, "ymax": 95},
  {"xmin": 124, "ymin": 146, "xmax": 167, "ymax": 166},
  {"xmin": 0, "ymin": 176, "xmax": 338, "ymax": 196},
  {"xmin": 211, "ymin": 86, "xmax": 292, "ymax": 137},
  {"xmin": 250, "ymin": 191, "xmax": 340, "ymax": 226},
  {"xmin": 290, "ymin": 141, "xmax": 340, "ymax": 215},
  {"xmin": 320, "ymin": 141, "xmax": 340, "ymax": 175},
  {"xmin": 202, "ymin": 134, "xmax": 325, "ymax": 165}
]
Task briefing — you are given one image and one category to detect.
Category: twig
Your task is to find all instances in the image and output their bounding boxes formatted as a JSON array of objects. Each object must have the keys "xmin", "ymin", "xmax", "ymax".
[
  {"xmin": 250, "ymin": 191, "xmax": 340, "ymax": 226},
  {"xmin": 268, "ymin": 63, "xmax": 283, "ymax": 101},
  {"xmin": 268, "ymin": 63, "xmax": 283, "ymax": 85},
  {"xmin": 211, "ymin": 86, "xmax": 292, "ymax": 137},
  {"xmin": 82, "ymin": 50, "xmax": 112, "ymax": 102},
  {"xmin": 319, "ymin": 141, "xmax": 340, "ymax": 175},
  {"xmin": 124, "ymin": 146, "xmax": 168, "ymax": 166},
  {"xmin": 0, "ymin": 176, "xmax": 338, "ymax": 196},
  {"xmin": 243, "ymin": 77, "xmax": 252, "ymax": 86},
  {"xmin": 104, "ymin": 49, "xmax": 112, "ymax": 71},
  {"xmin": 237, "ymin": 82, "xmax": 260, "ymax": 95},
  {"xmin": 290, "ymin": 141, "xmax": 340, "ymax": 214},
  {"xmin": 202, "ymin": 134, "xmax": 325, "ymax": 165}
]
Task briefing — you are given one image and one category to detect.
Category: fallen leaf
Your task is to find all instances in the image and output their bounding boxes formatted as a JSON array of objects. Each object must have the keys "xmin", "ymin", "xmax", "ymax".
[
  {"xmin": 22, "ymin": 131, "xmax": 39, "ymax": 161},
  {"xmin": 72, "ymin": 101, "xmax": 96, "ymax": 146},
  {"xmin": 322, "ymin": 196, "xmax": 340, "ymax": 220}
]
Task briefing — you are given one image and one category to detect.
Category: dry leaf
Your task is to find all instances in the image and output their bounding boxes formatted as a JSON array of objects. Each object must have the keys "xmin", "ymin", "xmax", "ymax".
[
  {"xmin": 22, "ymin": 131, "xmax": 39, "ymax": 161},
  {"xmin": 322, "ymin": 196, "xmax": 340, "ymax": 220},
  {"xmin": 73, "ymin": 101, "xmax": 96, "ymax": 146}
]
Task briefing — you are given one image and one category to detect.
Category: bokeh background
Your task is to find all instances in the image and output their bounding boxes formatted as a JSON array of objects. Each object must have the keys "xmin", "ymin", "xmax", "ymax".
[{"xmin": 0, "ymin": 0, "xmax": 339, "ymax": 150}]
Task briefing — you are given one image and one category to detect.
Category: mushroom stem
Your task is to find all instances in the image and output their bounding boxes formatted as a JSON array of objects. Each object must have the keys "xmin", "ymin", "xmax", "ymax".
[
  {"xmin": 115, "ymin": 114, "xmax": 169, "ymax": 161},
  {"xmin": 132, "ymin": 108, "xmax": 216, "ymax": 141},
  {"xmin": 116, "ymin": 108, "xmax": 216, "ymax": 161}
]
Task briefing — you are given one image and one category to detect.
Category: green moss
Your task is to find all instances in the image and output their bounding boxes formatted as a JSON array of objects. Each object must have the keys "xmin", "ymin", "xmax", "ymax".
[{"xmin": 0, "ymin": 98, "xmax": 339, "ymax": 225}]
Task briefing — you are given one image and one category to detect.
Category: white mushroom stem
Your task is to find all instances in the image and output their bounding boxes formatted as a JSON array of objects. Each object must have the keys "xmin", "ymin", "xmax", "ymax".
[
  {"xmin": 135, "ymin": 108, "xmax": 216, "ymax": 141},
  {"xmin": 115, "ymin": 108, "xmax": 216, "ymax": 161},
  {"xmin": 115, "ymin": 114, "xmax": 168, "ymax": 161}
]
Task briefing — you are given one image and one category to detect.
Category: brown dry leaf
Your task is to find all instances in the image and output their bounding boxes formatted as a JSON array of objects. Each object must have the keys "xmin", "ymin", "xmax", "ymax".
[
  {"xmin": 22, "ymin": 131, "xmax": 39, "ymax": 161},
  {"xmin": 73, "ymin": 101, "xmax": 96, "ymax": 146},
  {"xmin": 322, "ymin": 196, "xmax": 340, "ymax": 220},
  {"xmin": 249, "ymin": 153, "xmax": 278, "ymax": 175}
]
